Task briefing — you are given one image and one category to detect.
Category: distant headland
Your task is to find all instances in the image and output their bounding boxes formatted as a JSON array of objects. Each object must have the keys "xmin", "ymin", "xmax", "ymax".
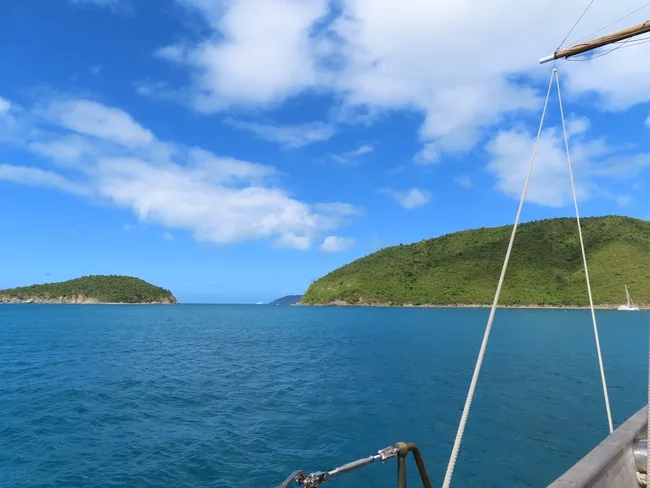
[
  {"xmin": 269, "ymin": 295, "xmax": 302, "ymax": 305},
  {"xmin": 0, "ymin": 275, "xmax": 178, "ymax": 304},
  {"xmin": 300, "ymin": 216, "xmax": 649, "ymax": 308}
]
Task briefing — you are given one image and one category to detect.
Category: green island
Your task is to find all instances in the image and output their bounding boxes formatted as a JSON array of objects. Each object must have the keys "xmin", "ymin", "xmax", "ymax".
[
  {"xmin": 300, "ymin": 215, "xmax": 650, "ymax": 308},
  {"xmin": 0, "ymin": 275, "xmax": 177, "ymax": 304}
]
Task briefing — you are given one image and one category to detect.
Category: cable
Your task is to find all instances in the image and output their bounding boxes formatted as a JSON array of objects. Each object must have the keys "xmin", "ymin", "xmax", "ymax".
[
  {"xmin": 572, "ymin": 2, "xmax": 650, "ymax": 45},
  {"xmin": 559, "ymin": 0, "xmax": 598, "ymax": 50}
]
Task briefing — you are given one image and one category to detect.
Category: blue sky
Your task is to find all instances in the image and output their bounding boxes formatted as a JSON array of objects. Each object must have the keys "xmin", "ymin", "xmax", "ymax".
[{"xmin": 0, "ymin": 0, "xmax": 649, "ymax": 303}]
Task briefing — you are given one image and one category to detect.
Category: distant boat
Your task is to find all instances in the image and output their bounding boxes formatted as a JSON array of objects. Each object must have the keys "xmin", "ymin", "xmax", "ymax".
[
  {"xmin": 617, "ymin": 285, "xmax": 640, "ymax": 311},
  {"xmin": 256, "ymin": 301, "xmax": 263, "ymax": 305}
]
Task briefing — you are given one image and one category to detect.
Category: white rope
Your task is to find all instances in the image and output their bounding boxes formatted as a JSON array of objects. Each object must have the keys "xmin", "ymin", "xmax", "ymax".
[
  {"xmin": 441, "ymin": 68, "xmax": 617, "ymax": 487},
  {"xmin": 555, "ymin": 68, "xmax": 614, "ymax": 435},
  {"xmin": 440, "ymin": 70, "xmax": 556, "ymax": 488}
]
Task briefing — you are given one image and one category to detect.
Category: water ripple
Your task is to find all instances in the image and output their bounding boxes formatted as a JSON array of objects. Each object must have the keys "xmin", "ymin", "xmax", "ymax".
[{"xmin": 0, "ymin": 305, "xmax": 647, "ymax": 488}]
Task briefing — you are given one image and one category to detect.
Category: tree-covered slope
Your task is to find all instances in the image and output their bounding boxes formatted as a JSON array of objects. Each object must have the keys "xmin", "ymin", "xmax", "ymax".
[
  {"xmin": 0, "ymin": 275, "xmax": 177, "ymax": 304},
  {"xmin": 301, "ymin": 216, "xmax": 650, "ymax": 307}
]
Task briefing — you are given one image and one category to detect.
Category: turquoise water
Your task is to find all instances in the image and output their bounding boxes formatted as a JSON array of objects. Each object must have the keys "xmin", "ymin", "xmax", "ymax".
[{"xmin": 1, "ymin": 305, "xmax": 648, "ymax": 488}]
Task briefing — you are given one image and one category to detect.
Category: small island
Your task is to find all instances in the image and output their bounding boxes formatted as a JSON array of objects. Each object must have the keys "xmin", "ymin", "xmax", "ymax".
[
  {"xmin": 0, "ymin": 275, "xmax": 178, "ymax": 304},
  {"xmin": 269, "ymin": 295, "xmax": 303, "ymax": 306},
  {"xmin": 300, "ymin": 215, "xmax": 650, "ymax": 308}
]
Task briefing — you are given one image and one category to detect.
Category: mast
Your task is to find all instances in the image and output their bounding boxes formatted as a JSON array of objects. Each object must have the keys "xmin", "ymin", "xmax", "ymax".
[{"xmin": 540, "ymin": 19, "xmax": 650, "ymax": 63}]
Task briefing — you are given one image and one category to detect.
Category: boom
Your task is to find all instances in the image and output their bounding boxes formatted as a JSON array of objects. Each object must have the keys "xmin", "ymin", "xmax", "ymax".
[{"xmin": 540, "ymin": 19, "xmax": 650, "ymax": 63}]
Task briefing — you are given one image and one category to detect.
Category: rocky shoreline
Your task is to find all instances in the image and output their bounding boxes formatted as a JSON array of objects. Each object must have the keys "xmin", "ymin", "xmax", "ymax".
[
  {"xmin": 297, "ymin": 300, "xmax": 636, "ymax": 309},
  {"xmin": 0, "ymin": 294, "xmax": 177, "ymax": 304}
]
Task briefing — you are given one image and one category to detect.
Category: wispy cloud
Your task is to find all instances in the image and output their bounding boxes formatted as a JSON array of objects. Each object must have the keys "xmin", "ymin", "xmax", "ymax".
[
  {"xmin": 0, "ymin": 95, "xmax": 360, "ymax": 251},
  {"xmin": 134, "ymin": 80, "xmax": 182, "ymax": 104},
  {"xmin": 313, "ymin": 202, "xmax": 362, "ymax": 216},
  {"xmin": 454, "ymin": 175, "xmax": 473, "ymax": 188},
  {"xmin": 69, "ymin": 0, "xmax": 132, "ymax": 13},
  {"xmin": 348, "ymin": 144, "xmax": 373, "ymax": 157},
  {"xmin": 0, "ymin": 96, "xmax": 11, "ymax": 115},
  {"xmin": 40, "ymin": 100, "xmax": 155, "ymax": 148},
  {"xmin": 319, "ymin": 235, "xmax": 356, "ymax": 252},
  {"xmin": 163, "ymin": 231, "xmax": 174, "ymax": 241},
  {"xmin": 413, "ymin": 143, "xmax": 440, "ymax": 165},
  {"xmin": 224, "ymin": 119, "xmax": 334, "ymax": 149},
  {"xmin": 90, "ymin": 65, "xmax": 103, "ymax": 75},
  {"xmin": 0, "ymin": 164, "xmax": 89, "ymax": 196},
  {"xmin": 70, "ymin": 0, "xmax": 121, "ymax": 4},
  {"xmin": 616, "ymin": 195, "xmax": 631, "ymax": 207},
  {"xmin": 330, "ymin": 144, "xmax": 374, "ymax": 164},
  {"xmin": 378, "ymin": 188, "xmax": 432, "ymax": 209},
  {"xmin": 274, "ymin": 233, "xmax": 311, "ymax": 251}
]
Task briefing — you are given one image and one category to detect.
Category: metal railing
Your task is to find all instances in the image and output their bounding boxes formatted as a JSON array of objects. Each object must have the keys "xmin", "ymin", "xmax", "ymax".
[{"xmin": 276, "ymin": 442, "xmax": 432, "ymax": 488}]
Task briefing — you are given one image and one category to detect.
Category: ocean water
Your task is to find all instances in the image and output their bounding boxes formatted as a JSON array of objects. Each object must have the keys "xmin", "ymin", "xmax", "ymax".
[{"xmin": 1, "ymin": 305, "xmax": 648, "ymax": 488}]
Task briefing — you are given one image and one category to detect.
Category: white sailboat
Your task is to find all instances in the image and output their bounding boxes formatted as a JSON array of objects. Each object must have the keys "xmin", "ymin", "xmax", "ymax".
[{"xmin": 618, "ymin": 284, "xmax": 640, "ymax": 311}]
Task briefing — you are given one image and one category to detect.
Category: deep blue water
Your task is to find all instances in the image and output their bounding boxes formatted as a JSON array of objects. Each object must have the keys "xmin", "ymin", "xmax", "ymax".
[{"xmin": 1, "ymin": 305, "xmax": 648, "ymax": 488}]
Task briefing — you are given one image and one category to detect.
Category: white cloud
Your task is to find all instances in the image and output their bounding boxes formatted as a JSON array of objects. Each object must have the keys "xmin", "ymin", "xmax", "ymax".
[
  {"xmin": 70, "ymin": 0, "xmax": 121, "ymax": 4},
  {"xmin": 567, "ymin": 116, "xmax": 590, "ymax": 137},
  {"xmin": 224, "ymin": 119, "xmax": 334, "ymax": 148},
  {"xmin": 156, "ymin": 45, "xmax": 185, "ymax": 63},
  {"xmin": 42, "ymin": 100, "xmax": 155, "ymax": 148},
  {"xmin": 28, "ymin": 135, "xmax": 99, "ymax": 166},
  {"xmin": 320, "ymin": 235, "xmax": 356, "ymax": 252},
  {"xmin": 379, "ymin": 187, "xmax": 431, "ymax": 209},
  {"xmin": 0, "ymin": 164, "xmax": 89, "ymax": 196},
  {"xmin": 186, "ymin": 147, "xmax": 275, "ymax": 183},
  {"xmin": 589, "ymin": 153, "xmax": 650, "ymax": 180},
  {"xmin": 0, "ymin": 96, "xmax": 359, "ymax": 250},
  {"xmin": 646, "ymin": 113, "xmax": 650, "ymax": 128},
  {"xmin": 94, "ymin": 158, "xmax": 337, "ymax": 245},
  {"xmin": 454, "ymin": 175, "xmax": 473, "ymax": 188},
  {"xmin": 349, "ymin": 144, "xmax": 373, "ymax": 156},
  {"xmin": 0, "ymin": 97, "xmax": 11, "ymax": 115},
  {"xmin": 616, "ymin": 195, "xmax": 631, "ymax": 207},
  {"xmin": 275, "ymin": 232, "xmax": 311, "ymax": 250},
  {"xmin": 0, "ymin": 101, "xmax": 32, "ymax": 145},
  {"xmin": 414, "ymin": 143, "xmax": 440, "ymax": 165},
  {"xmin": 487, "ymin": 128, "xmax": 590, "ymax": 207},
  {"xmin": 90, "ymin": 65, "xmax": 103, "ymax": 75},
  {"xmin": 485, "ymin": 123, "xmax": 650, "ymax": 207},
  {"xmin": 313, "ymin": 202, "xmax": 362, "ymax": 216},
  {"xmin": 69, "ymin": 0, "xmax": 131, "ymax": 12},
  {"xmin": 151, "ymin": 0, "xmax": 650, "ymax": 161},
  {"xmin": 134, "ymin": 80, "xmax": 179, "ymax": 103},
  {"xmin": 159, "ymin": 0, "xmax": 328, "ymax": 113},
  {"xmin": 330, "ymin": 143, "xmax": 375, "ymax": 164}
]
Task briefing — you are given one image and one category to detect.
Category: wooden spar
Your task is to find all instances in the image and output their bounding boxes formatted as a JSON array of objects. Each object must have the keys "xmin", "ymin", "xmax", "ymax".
[{"xmin": 539, "ymin": 19, "xmax": 650, "ymax": 63}]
